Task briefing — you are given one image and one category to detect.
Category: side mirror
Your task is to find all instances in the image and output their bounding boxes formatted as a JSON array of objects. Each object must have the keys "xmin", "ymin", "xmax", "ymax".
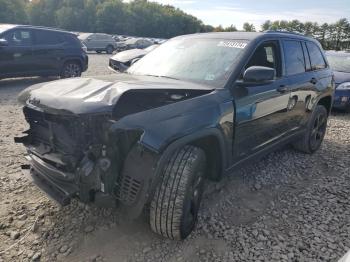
[
  {"xmin": 0, "ymin": 39, "xmax": 9, "ymax": 47},
  {"xmin": 243, "ymin": 66, "xmax": 275, "ymax": 83}
]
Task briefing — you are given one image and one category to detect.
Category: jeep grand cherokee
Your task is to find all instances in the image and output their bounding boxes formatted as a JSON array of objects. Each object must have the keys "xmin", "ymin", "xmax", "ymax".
[{"xmin": 15, "ymin": 31, "xmax": 334, "ymax": 240}]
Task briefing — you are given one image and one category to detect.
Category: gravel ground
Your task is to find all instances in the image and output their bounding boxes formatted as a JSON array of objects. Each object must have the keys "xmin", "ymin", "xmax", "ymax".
[{"xmin": 0, "ymin": 54, "xmax": 349, "ymax": 262}]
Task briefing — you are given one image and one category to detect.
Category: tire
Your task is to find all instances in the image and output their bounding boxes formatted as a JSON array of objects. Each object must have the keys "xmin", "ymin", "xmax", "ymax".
[
  {"xmin": 293, "ymin": 105, "xmax": 328, "ymax": 153},
  {"xmin": 150, "ymin": 145, "xmax": 206, "ymax": 240},
  {"xmin": 106, "ymin": 45, "xmax": 114, "ymax": 54},
  {"xmin": 60, "ymin": 61, "xmax": 82, "ymax": 78}
]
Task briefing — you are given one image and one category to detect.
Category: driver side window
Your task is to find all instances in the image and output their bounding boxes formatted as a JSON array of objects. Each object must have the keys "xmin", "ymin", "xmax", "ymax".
[
  {"xmin": 4, "ymin": 29, "xmax": 32, "ymax": 46},
  {"xmin": 245, "ymin": 41, "xmax": 281, "ymax": 77}
]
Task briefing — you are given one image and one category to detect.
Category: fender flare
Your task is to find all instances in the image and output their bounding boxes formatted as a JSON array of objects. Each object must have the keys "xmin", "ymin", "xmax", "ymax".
[{"xmin": 119, "ymin": 127, "xmax": 228, "ymax": 219}]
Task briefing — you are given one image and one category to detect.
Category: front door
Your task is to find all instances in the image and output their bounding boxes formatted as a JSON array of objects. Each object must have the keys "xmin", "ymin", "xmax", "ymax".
[
  {"xmin": 0, "ymin": 29, "xmax": 33, "ymax": 77},
  {"xmin": 233, "ymin": 40, "xmax": 291, "ymax": 161}
]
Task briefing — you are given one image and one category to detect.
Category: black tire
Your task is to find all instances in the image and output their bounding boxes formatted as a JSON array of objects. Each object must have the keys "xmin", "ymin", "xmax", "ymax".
[
  {"xmin": 293, "ymin": 105, "xmax": 328, "ymax": 153},
  {"xmin": 106, "ymin": 45, "xmax": 114, "ymax": 54},
  {"xmin": 150, "ymin": 145, "xmax": 206, "ymax": 240},
  {"xmin": 60, "ymin": 61, "xmax": 82, "ymax": 78}
]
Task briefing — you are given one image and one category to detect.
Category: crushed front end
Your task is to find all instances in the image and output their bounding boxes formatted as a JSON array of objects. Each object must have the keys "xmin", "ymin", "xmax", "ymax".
[{"xmin": 15, "ymin": 105, "xmax": 142, "ymax": 208}]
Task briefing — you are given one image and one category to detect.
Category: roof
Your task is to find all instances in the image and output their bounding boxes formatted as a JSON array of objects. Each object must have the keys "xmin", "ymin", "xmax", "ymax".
[
  {"xmin": 0, "ymin": 24, "xmax": 74, "ymax": 35},
  {"xmin": 175, "ymin": 31, "xmax": 316, "ymax": 42}
]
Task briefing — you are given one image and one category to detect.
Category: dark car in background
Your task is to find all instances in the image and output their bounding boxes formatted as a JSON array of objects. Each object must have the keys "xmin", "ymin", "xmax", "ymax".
[
  {"xmin": 0, "ymin": 24, "xmax": 88, "ymax": 79},
  {"xmin": 117, "ymin": 38, "xmax": 153, "ymax": 51},
  {"xmin": 78, "ymin": 33, "xmax": 117, "ymax": 54},
  {"xmin": 15, "ymin": 31, "xmax": 333, "ymax": 240},
  {"xmin": 109, "ymin": 44, "xmax": 158, "ymax": 72},
  {"xmin": 326, "ymin": 51, "xmax": 350, "ymax": 112}
]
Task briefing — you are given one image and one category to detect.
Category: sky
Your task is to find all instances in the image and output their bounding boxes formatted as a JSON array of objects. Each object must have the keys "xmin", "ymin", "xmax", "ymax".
[{"xmin": 149, "ymin": 0, "xmax": 350, "ymax": 30}]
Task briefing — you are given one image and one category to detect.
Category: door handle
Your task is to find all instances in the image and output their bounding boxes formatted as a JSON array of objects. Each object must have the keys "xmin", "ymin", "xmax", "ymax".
[
  {"xmin": 277, "ymin": 85, "xmax": 288, "ymax": 93},
  {"xmin": 310, "ymin": 78, "xmax": 318, "ymax": 85}
]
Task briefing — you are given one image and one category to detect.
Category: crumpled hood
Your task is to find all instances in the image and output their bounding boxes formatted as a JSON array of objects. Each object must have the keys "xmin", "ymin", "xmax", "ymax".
[
  {"xmin": 110, "ymin": 48, "xmax": 147, "ymax": 63},
  {"xmin": 18, "ymin": 74, "xmax": 213, "ymax": 115}
]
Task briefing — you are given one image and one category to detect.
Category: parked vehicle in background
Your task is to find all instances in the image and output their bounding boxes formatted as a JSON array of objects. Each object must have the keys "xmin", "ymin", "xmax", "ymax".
[
  {"xmin": 326, "ymin": 51, "xmax": 350, "ymax": 112},
  {"xmin": 117, "ymin": 38, "xmax": 153, "ymax": 51},
  {"xmin": 79, "ymin": 33, "xmax": 117, "ymax": 54},
  {"xmin": 109, "ymin": 44, "xmax": 159, "ymax": 72},
  {"xmin": 0, "ymin": 24, "xmax": 88, "ymax": 79},
  {"xmin": 15, "ymin": 31, "xmax": 333, "ymax": 240}
]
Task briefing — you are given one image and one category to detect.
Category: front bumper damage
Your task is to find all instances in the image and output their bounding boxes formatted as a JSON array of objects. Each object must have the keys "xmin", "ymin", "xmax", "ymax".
[
  {"xmin": 15, "ymin": 76, "xmax": 218, "ymax": 218},
  {"xmin": 23, "ymin": 153, "xmax": 78, "ymax": 206},
  {"xmin": 14, "ymin": 106, "xmax": 151, "ymax": 213}
]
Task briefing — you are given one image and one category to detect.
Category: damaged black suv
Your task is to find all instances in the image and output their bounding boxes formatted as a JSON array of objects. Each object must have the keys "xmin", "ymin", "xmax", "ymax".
[{"xmin": 16, "ymin": 32, "xmax": 334, "ymax": 240}]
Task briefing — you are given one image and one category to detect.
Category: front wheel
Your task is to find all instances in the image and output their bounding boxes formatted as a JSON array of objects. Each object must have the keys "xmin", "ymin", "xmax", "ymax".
[
  {"xmin": 60, "ymin": 62, "xmax": 82, "ymax": 78},
  {"xmin": 150, "ymin": 145, "xmax": 206, "ymax": 240},
  {"xmin": 293, "ymin": 105, "xmax": 328, "ymax": 153}
]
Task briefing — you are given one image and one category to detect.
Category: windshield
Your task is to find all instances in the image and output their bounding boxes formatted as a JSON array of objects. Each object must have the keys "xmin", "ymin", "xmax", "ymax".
[
  {"xmin": 78, "ymin": 33, "xmax": 92, "ymax": 40},
  {"xmin": 326, "ymin": 53, "xmax": 350, "ymax": 73},
  {"xmin": 0, "ymin": 24, "xmax": 16, "ymax": 35},
  {"xmin": 127, "ymin": 38, "xmax": 248, "ymax": 87}
]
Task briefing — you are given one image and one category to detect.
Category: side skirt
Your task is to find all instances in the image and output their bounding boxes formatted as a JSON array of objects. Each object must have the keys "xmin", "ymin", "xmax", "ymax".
[{"xmin": 225, "ymin": 129, "xmax": 306, "ymax": 176}]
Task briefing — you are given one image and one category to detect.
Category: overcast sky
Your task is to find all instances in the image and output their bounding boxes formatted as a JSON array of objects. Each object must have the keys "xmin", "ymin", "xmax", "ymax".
[{"xmin": 149, "ymin": 0, "xmax": 350, "ymax": 30}]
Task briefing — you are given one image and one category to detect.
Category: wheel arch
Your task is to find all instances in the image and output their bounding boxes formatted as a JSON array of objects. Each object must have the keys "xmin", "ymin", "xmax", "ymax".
[
  {"xmin": 317, "ymin": 95, "xmax": 332, "ymax": 115},
  {"xmin": 117, "ymin": 128, "xmax": 228, "ymax": 219},
  {"xmin": 157, "ymin": 128, "xmax": 227, "ymax": 182}
]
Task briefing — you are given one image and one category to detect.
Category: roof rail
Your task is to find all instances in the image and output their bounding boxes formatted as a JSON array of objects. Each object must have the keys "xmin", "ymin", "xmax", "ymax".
[
  {"xmin": 16, "ymin": 24, "xmax": 70, "ymax": 33},
  {"xmin": 264, "ymin": 30, "xmax": 305, "ymax": 36}
]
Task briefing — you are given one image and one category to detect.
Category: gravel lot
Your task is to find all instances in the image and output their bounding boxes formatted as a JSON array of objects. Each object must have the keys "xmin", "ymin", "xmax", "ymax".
[{"xmin": 0, "ymin": 54, "xmax": 349, "ymax": 262}]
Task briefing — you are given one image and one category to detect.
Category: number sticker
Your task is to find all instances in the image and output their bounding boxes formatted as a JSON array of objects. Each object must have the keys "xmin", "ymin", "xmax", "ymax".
[{"xmin": 217, "ymin": 41, "xmax": 247, "ymax": 49}]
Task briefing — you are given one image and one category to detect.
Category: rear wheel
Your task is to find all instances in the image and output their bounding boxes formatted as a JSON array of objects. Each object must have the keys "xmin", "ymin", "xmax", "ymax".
[
  {"xmin": 60, "ymin": 62, "xmax": 82, "ymax": 78},
  {"xmin": 106, "ymin": 45, "xmax": 114, "ymax": 54},
  {"xmin": 150, "ymin": 145, "xmax": 206, "ymax": 240},
  {"xmin": 293, "ymin": 105, "xmax": 328, "ymax": 153}
]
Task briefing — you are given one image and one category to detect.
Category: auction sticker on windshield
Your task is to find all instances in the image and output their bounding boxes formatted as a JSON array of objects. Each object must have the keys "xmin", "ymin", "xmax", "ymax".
[{"xmin": 218, "ymin": 41, "xmax": 247, "ymax": 49}]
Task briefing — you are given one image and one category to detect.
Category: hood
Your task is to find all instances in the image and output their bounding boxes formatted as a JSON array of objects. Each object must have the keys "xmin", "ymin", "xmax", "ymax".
[
  {"xmin": 333, "ymin": 71, "xmax": 350, "ymax": 85},
  {"xmin": 110, "ymin": 49, "xmax": 147, "ymax": 63},
  {"xmin": 18, "ymin": 74, "xmax": 214, "ymax": 115}
]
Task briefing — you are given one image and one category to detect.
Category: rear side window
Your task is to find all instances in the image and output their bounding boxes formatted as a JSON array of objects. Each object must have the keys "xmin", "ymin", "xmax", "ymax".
[
  {"xmin": 306, "ymin": 42, "xmax": 327, "ymax": 70},
  {"xmin": 302, "ymin": 42, "xmax": 312, "ymax": 71},
  {"xmin": 34, "ymin": 30, "xmax": 65, "ymax": 45},
  {"xmin": 283, "ymin": 40, "xmax": 305, "ymax": 75},
  {"xmin": 65, "ymin": 34, "xmax": 80, "ymax": 46}
]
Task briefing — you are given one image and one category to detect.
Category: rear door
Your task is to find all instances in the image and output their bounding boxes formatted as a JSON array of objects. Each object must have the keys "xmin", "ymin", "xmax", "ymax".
[
  {"xmin": 282, "ymin": 39, "xmax": 319, "ymax": 130},
  {"xmin": 233, "ymin": 40, "xmax": 291, "ymax": 161},
  {"xmin": 0, "ymin": 28, "xmax": 34, "ymax": 76},
  {"xmin": 32, "ymin": 29, "xmax": 66, "ymax": 74}
]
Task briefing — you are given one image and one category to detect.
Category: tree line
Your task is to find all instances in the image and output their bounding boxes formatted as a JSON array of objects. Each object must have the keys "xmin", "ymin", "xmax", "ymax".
[{"xmin": 0, "ymin": 0, "xmax": 349, "ymax": 49}]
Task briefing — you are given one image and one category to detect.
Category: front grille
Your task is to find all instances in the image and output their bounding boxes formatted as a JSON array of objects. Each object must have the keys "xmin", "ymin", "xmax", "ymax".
[{"xmin": 23, "ymin": 106, "xmax": 111, "ymax": 166}]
